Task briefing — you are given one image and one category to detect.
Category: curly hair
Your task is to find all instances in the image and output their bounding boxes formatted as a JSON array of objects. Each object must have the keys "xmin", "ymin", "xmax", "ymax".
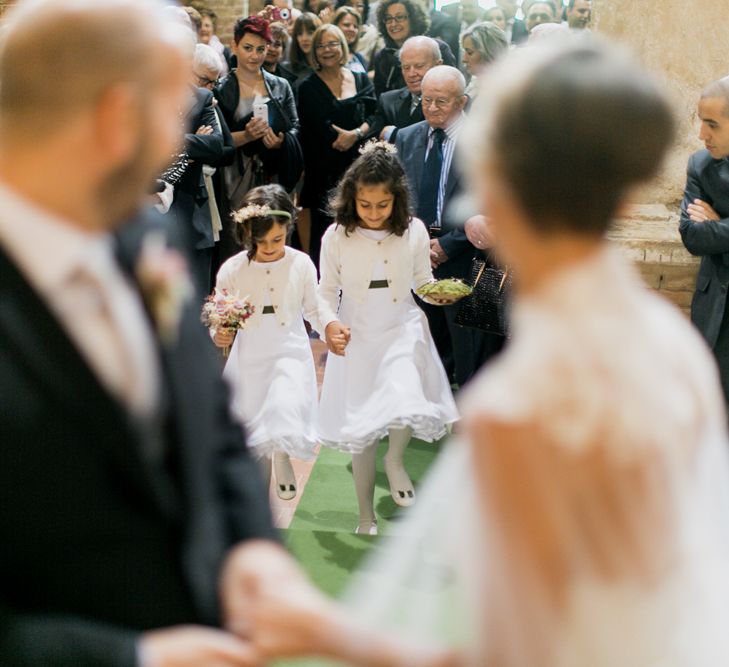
[
  {"xmin": 233, "ymin": 16, "xmax": 272, "ymax": 45},
  {"xmin": 376, "ymin": 0, "xmax": 429, "ymax": 49},
  {"xmin": 329, "ymin": 144, "xmax": 412, "ymax": 236},
  {"xmin": 232, "ymin": 185, "xmax": 297, "ymax": 260}
]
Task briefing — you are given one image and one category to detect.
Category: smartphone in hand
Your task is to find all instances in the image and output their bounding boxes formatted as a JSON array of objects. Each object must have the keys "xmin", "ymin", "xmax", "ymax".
[{"xmin": 253, "ymin": 102, "xmax": 268, "ymax": 124}]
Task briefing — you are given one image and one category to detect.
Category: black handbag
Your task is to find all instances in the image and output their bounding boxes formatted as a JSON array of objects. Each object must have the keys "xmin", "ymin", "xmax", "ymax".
[{"xmin": 455, "ymin": 256, "xmax": 512, "ymax": 337}]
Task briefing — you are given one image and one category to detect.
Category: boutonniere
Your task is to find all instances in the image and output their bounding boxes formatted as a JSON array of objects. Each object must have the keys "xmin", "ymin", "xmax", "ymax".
[{"xmin": 135, "ymin": 232, "xmax": 194, "ymax": 346}]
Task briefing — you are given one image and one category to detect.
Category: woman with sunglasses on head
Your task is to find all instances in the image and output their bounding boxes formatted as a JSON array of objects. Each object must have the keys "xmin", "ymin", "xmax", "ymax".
[{"xmin": 297, "ymin": 23, "xmax": 376, "ymax": 268}]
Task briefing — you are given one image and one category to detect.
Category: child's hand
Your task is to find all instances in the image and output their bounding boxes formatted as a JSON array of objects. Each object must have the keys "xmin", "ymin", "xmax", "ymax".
[
  {"xmin": 214, "ymin": 328, "xmax": 236, "ymax": 348},
  {"xmin": 325, "ymin": 321, "xmax": 351, "ymax": 356}
]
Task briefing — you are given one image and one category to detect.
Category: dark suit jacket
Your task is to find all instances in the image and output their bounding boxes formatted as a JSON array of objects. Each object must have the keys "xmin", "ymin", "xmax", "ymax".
[
  {"xmin": 170, "ymin": 87, "xmax": 224, "ymax": 251},
  {"xmin": 679, "ymin": 150, "xmax": 729, "ymax": 348},
  {"xmin": 366, "ymin": 86, "xmax": 424, "ymax": 142},
  {"xmin": 428, "ymin": 10, "xmax": 461, "ymax": 62},
  {"xmin": 0, "ymin": 215, "xmax": 275, "ymax": 666},
  {"xmin": 511, "ymin": 17, "xmax": 529, "ymax": 45},
  {"xmin": 395, "ymin": 119, "xmax": 474, "ymax": 279}
]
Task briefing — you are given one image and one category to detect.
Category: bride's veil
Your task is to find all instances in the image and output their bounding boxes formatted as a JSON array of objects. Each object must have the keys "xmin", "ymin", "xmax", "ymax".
[{"xmin": 341, "ymin": 439, "xmax": 479, "ymax": 653}]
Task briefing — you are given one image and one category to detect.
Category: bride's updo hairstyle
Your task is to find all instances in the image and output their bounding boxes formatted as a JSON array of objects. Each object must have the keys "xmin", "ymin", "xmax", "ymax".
[{"xmin": 463, "ymin": 39, "xmax": 675, "ymax": 235}]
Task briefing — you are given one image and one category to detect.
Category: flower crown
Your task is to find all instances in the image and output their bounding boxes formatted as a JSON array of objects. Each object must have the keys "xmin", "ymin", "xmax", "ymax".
[
  {"xmin": 359, "ymin": 139, "xmax": 398, "ymax": 156},
  {"xmin": 232, "ymin": 204, "xmax": 293, "ymax": 224}
]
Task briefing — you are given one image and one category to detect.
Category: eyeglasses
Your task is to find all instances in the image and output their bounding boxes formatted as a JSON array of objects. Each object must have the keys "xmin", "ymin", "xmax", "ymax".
[
  {"xmin": 422, "ymin": 96, "xmax": 456, "ymax": 109},
  {"xmin": 384, "ymin": 13, "xmax": 408, "ymax": 24},
  {"xmin": 195, "ymin": 73, "xmax": 220, "ymax": 88},
  {"xmin": 316, "ymin": 41, "xmax": 343, "ymax": 51}
]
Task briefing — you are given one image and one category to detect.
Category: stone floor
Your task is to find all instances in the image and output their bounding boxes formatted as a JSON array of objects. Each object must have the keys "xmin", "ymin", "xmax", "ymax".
[{"xmin": 267, "ymin": 337, "xmax": 327, "ymax": 529}]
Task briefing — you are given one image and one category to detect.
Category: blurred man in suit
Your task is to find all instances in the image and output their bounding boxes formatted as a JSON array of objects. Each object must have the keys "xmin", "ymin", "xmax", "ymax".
[
  {"xmin": 167, "ymin": 37, "xmax": 224, "ymax": 296},
  {"xmin": 497, "ymin": 0, "xmax": 529, "ymax": 44},
  {"xmin": 396, "ymin": 66, "xmax": 483, "ymax": 387},
  {"xmin": 442, "ymin": 0, "xmax": 487, "ymax": 32},
  {"xmin": 367, "ymin": 36, "xmax": 441, "ymax": 143},
  {"xmin": 680, "ymin": 76, "xmax": 729, "ymax": 404},
  {"xmin": 0, "ymin": 2, "xmax": 284, "ymax": 665}
]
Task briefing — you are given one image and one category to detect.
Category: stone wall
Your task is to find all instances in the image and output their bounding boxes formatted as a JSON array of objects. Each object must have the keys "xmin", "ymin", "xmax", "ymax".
[
  {"xmin": 186, "ymin": 0, "xmax": 265, "ymax": 47},
  {"xmin": 593, "ymin": 0, "xmax": 729, "ymax": 206},
  {"xmin": 608, "ymin": 205, "xmax": 699, "ymax": 316}
]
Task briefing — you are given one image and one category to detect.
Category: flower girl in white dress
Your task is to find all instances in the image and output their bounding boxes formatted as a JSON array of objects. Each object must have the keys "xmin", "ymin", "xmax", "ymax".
[
  {"xmin": 212, "ymin": 185, "xmax": 321, "ymax": 501},
  {"xmin": 318, "ymin": 142, "xmax": 459, "ymax": 535},
  {"xmin": 221, "ymin": 41, "xmax": 729, "ymax": 667}
]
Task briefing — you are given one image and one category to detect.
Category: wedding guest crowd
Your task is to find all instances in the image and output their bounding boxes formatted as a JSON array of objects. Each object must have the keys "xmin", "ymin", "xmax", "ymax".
[
  {"xmin": 9, "ymin": 1, "xmax": 729, "ymax": 666},
  {"xmin": 162, "ymin": 0, "xmax": 595, "ymax": 383}
]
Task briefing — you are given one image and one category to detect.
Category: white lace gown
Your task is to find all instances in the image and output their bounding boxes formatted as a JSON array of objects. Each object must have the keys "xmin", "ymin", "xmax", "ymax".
[
  {"xmin": 318, "ymin": 227, "xmax": 458, "ymax": 453},
  {"xmin": 218, "ymin": 248, "xmax": 319, "ymax": 461},
  {"xmin": 344, "ymin": 247, "xmax": 729, "ymax": 666}
]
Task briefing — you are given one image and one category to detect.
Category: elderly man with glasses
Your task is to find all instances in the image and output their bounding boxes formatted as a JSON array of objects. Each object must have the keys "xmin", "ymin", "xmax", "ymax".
[{"xmin": 396, "ymin": 65, "xmax": 487, "ymax": 388}]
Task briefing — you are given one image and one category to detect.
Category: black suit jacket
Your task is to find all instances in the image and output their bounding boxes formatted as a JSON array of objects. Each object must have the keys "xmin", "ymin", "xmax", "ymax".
[
  {"xmin": 428, "ymin": 9, "xmax": 461, "ymax": 62},
  {"xmin": 679, "ymin": 150, "xmax": 729, "ymax": 348},
  {"xmin": 395, "ymin": 119, "xmax": 474, "ymax": 279},
  {"xmin": 511, "ymin": 17, "xmax": 529, "ymax": 45},
  {"xmin": 366, "ymin": 86, "xmax": 424, "ymax": 142},
  {"xmin": 170, "ymin": 87, "xmax": 224, "ymax": 251},
  {"xmin": 0, "ymin": 215, "xmax": 275, "ymax": 666}
]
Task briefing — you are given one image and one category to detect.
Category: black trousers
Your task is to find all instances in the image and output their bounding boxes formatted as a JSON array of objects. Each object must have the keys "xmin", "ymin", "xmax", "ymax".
[
  {"xmin": 419, "ymin": 299, "xmax": 486, "ymax": 388},
  {"xmin": 713, "ymin": 299, "xmax": 729, "ymax": 406}
]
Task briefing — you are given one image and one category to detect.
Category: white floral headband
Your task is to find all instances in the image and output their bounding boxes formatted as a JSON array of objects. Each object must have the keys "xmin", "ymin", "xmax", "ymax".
[
  {"xmin": 359, "ymin": 139, "xmax": 398, "ymax": 156},
  {"xmin": 232, "ymin": 204, "xmax": 293, "ymax": 224}
]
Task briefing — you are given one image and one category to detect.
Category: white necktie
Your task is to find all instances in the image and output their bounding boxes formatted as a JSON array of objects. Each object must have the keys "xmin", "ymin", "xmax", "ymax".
[{"xmin": 65, "ymin": 250, "xmax": 159, "ymax": 415}]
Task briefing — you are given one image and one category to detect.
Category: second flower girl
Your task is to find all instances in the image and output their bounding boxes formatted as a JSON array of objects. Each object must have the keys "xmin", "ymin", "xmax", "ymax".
[{"xmin": 212, "ymin": 185, "xmax": 321, "ymax": 500}]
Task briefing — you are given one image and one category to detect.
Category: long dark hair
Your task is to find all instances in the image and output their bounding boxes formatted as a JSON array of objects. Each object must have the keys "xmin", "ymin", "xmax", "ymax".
[
  {"xmin": 329, "ymin": 144, "xmax": 412, "ymax": 236},
  {"xmin": 231, "ymin": 185, "xmax": 297, "ymax": 260},
  {"xmin": 376, "ymin": 0, "xmax": 429, "ymax": 49},
  {"xmin": 289, "ymin": 12, "xmax": 321, "ymax": 70}
]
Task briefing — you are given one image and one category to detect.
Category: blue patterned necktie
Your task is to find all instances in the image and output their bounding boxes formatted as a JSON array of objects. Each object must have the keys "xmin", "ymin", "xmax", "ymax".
[{"xmin": 417, "ymin": 127, "xmax": 446, "ymax": 230}]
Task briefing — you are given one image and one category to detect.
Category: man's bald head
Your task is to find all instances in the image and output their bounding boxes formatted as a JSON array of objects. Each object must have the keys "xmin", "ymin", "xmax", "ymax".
[
  {"xmin": 400, "ymin": 35, "xmax": 441, "ymax": 64},
  {"xmin": 399, "ymin": 36, "xmax": 442, "ymax": 95},
  {"xmin": 421, "ymin": 65, "xmax": 467, "ymax": 129},
  {"xmin": 0, "ymin": 0, "xmax": 191, "ymax": 136},
  {"xmin": 422, "ymin": 65, "xmax": 466, "ymax": 97}
]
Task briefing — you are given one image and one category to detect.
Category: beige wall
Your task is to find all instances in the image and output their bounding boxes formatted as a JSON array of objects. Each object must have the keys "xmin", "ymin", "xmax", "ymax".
[{"xmin": 593, "ymin": 0, "xmax": 729, "ymax": 205}]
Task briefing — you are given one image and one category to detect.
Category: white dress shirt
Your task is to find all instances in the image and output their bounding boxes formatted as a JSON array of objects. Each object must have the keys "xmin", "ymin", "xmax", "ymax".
[{"xmin": 0, "ymin": 183, "xmax": 160, "ymax": 415}]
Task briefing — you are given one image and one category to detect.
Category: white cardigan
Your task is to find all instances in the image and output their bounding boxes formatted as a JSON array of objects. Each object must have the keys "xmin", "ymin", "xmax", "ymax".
[
  {"xmin": 215, "ymin": 247, "xmax": 322, "ymax": 332},
  {"xmin": 318, "ymin": 219, "xmax": 434, "ymax": 329}
]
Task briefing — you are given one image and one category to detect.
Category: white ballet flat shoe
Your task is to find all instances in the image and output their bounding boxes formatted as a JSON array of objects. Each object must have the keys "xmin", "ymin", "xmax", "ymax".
[
  {"xmin": 276, "ymin": 483, "xmax": 297, "ymax": 501},
  {"xmin": 355, "ymin": 520, "xmax": 378, "ymax": 536},
  {"xmin": 383, "ymin": 456, "xmax": 416, "ymax": 507},
  {"xmin": 273, "ymin": 453, "xmax": 297, "ymax": 501}
]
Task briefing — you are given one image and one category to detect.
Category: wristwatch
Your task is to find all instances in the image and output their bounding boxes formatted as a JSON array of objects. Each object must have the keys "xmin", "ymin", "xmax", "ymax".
[{"xmin": 354, "ymin": 127, "xmax": 364, "ymax": 140}]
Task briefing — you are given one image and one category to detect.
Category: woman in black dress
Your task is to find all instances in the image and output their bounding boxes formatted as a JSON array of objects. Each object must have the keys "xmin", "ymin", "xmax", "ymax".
[{"xmin": 297, "ymin": 23, "xmax": 376, "ymax": 268}]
